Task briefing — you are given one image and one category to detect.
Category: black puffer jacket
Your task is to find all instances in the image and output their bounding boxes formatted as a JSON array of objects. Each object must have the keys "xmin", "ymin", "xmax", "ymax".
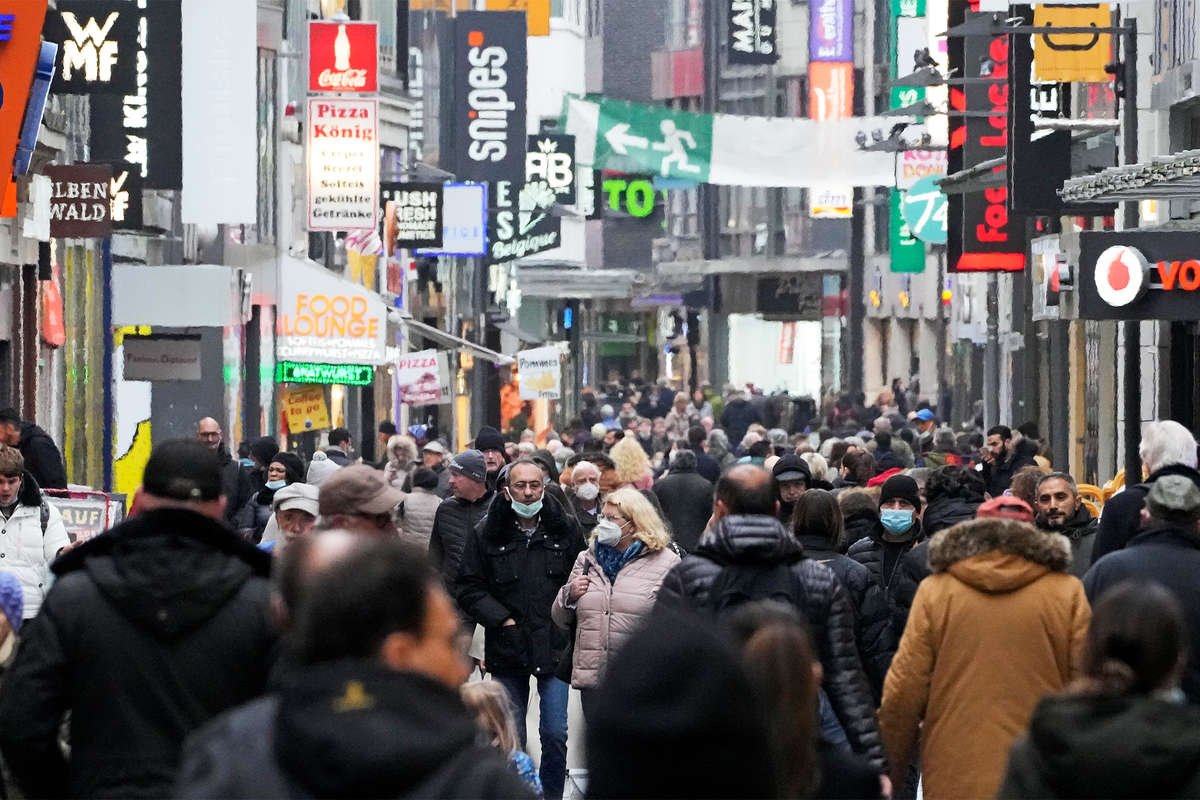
[
  {"xmin": 1037, "ymin": 505, "xmax": 1098, "ymax": 578},
  {"xmin": 657, "ymin": 514, "xmax": 885, "ymax": 769},
  {"xmin": 847, "ymin": 519, "xmax": 926, "ymax": 638},
  {"xmin": 799, "ymin": 534, "xmax": 897, "ymax": 700},
  {"xmin": 0, "ymin": 508, "xmax": 275, "ymax": 799},
  {"xmin": 922, "ymin": 496, "xmax": 980, "ymax": 536},
  {"xmin": 456, "ymin": 492, "xmax": 585, "ymax": 676},
  {"xmin": 1092, "ymin": 464, "xmax": 1200, "ymax": 565},
  {"xmin": 428, "ymin": 490, "xmax": 493, "ymax": 594}
]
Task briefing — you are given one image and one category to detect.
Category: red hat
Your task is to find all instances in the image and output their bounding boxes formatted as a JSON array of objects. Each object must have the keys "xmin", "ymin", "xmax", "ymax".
[
  {"xmin": 976, "ymin": 496, "xmax": 1034, "ymax": 523},
  {"xmin": 866, "ymin": 467, "xmax": 904, "ymax": 488}
]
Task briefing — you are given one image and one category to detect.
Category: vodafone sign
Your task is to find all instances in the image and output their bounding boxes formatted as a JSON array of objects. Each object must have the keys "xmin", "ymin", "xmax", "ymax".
[
  {"xmin": 1080, "ymin": 232, "xmax": 1200, "ymax": 321},
  {"xmin": 309, "ymin": 21, "xmax": 377, "ymax": 94}
]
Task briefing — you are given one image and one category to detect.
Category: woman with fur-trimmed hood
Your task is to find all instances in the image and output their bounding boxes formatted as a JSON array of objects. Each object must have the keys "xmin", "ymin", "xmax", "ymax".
[
  {"xmin": 879, "ymin": 518, "xmax": 1091, "ymax": 800},
  {"xmin": 383, "ymin": 434, "xmax": 419, "ymax": 490}
]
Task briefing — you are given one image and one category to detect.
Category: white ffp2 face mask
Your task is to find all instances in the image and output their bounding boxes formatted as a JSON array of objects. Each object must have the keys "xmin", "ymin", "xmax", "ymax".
[
  {"xmin": 594, "ymin": 519, "xmax": 623, "ymax": 546},
  {"xmin": 575, "ymin": 483, "xmax": 600, "ymax": 502}
]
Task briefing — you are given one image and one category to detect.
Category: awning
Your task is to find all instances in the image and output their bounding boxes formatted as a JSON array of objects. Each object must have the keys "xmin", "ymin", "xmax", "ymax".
[
  {"xmin": 397, "ymin": 317, "xmax": 514, "ymax": 366},
  {"xmin": 655, "ymin": 255, "xmax": 849, "ymax": 278},
  {"xmin": 517, "ymin": 268, "xmax": 643, "ymax": 299},
  {"xmin": 1060, "ymin": 149, "xmax": 1200, "ymax": 203}
]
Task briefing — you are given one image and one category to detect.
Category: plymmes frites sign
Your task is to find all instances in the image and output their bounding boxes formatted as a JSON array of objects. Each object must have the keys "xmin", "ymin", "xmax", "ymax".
[
  {"xmin": 307, "ymin": 98, "xmax": 378, "ymax": 231},
  {"xmin": 517, "ymin": 346, "xmax": 561, "ymax": 400},
  {"xmin": 46, "ymin": 163, "xmax": 111, "ymax": 237}
]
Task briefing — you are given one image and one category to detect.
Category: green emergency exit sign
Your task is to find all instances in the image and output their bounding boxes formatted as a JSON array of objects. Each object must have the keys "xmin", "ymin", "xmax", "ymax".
[{"xmin": 276, "ymin": 362, "xmax": 374, "ymax": 386}]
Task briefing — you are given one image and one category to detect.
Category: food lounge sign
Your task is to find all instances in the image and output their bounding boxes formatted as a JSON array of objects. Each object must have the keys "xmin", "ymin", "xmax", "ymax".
[
  {"xmin": 1079, "ymin": 231, "xmax": 1200, "ymax": 321},
  {"xmin": 276, "ymin": 260, "xmax": 387, "ymax": 365}
]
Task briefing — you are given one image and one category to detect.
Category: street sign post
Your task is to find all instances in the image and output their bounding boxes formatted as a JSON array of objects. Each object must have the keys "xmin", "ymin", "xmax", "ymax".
[{"xmin": 901, "ymin": 176, "xmax": 948, "ymax": 244}]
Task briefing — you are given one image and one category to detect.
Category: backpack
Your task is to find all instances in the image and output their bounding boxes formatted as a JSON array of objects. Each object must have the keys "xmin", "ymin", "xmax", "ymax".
[{"xmin": 705, "ymin": 561, "xmax": 807, "ymax": 618}]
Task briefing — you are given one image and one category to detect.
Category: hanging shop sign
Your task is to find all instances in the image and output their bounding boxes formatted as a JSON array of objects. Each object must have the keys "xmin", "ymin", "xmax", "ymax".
[
  {"xmin": 601, "ymin": 175, "xmax": 662, "ymax": 219},
  {"xmin": 44, "ymin": 2, "xmax": 138, "ymax": 94},
  {"xmin": 890, "ymin": 189, "xmax": 925, "ymax": 273},
  {"xmin": 122, "ymin": 335, "xmax": 202, "ymax": 381},
  {"xmin": 484, "ymin": 0, "xmax": 551, "ymax": 36},
  {"xmin": 488, "ymin": 179, "xmax": 561, "ymax": 264},
  {"xmin": 306, "ymin": 98, "xmax": 379, "ymax": 231},
  {"xmin": 107, "ymin": 162, "xmax": 142, "ymax": 229},
  {"xmin": 526, "ymin": 134, "xmax": 576, "ymax": 205},
  {"xmin": 415, "ymin": 182, "xmax": 487, "ymax": 257},
  {"xmin": 901, "ymin": 176, "xmax": 947, "ymax": 245},
  {"xmin": 1078, "ymin": 232, "xmax": 1200, "ymax": 321},
  {"xmin": 517, "ymin": 346, "xmax": 562, "ymax": 400},
  {"xmin": 756, "ymin": 275, "xmax": 824, "ymax": 320},
  {"xmin": 46, "ymin": 163, "xmax": 112, "ymax": 238},
  {"xmin": 896, "ymin": 149, "xmax": 947, "ymax": 190},
  {"xmin": 277, "ymin": 258, "xmax": 388, "ymax": 365},
  {"xmin": 48, "ymin": 493, "xmax": 125, "ymax": 543},
  {"xmin": 89, "ymin": 0, "xmax": 182, "ymax": 189},
  {"xmin": 0, "ymin": 2, "xmax": 50, "ymax": 204},
  {"xmin": 809, "ymin": 61, "xmax": 854, "ymax": 218},
  {"xmin": 308, "ymin": 20, "xmax": 377, "ymax": 93},
  {"xmin": 397, "ymin": 349, "xmax": 451, "ymax": 406},
  {"xmin": 810, "ymin": 186, "xmax": 853, "ymax": 219},
  {"xmin": 810, "ymin": 0, "xmax": 853, "ymax": 62},
  {"xmin": 276, "ymin": 361, "xmax": 374, "ymax": 386},
  {"xmin": 728, "ymin": 0, "xmax": 778, "ymax": 65},
  {"xmin": 282, "ymin": 385, "xmax": 332, "ymax": 433},
  {"xmin": 1032, "ymin": 3, "xmax": 1110, "ymax": 83},
  {"xmin": 452, "ymin": 11, "xmax": 527, "ymax": 183},
  {"xmin": 383, "ymin": 183, "xmax": 444, "ymax": 250}
]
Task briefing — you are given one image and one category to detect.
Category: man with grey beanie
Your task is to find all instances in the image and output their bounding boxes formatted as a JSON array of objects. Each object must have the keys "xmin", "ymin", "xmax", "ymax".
[{"xmin": 428, "ymin": 450, "xmax": 493, "ymax": 595}]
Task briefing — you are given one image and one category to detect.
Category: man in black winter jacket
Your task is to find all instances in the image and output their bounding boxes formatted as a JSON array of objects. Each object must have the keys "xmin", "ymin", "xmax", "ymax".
[
  {"xmin": 0, "ymin": 440, "xmax": 276, "ymax": 800},
  {"xmin": 456, "ymin": 460, "xmax": 586, "ymax": 800},
  {"xmin": 0, "ymin": 407, "xmax": 66, "ymax": 490},
  {"xmin": 657, "ymin": 465, "xmax": 886, "ymax": 770},
  {"xmin": 428, "ymin": 450, "xmax": 493, "ymax": 594},
  {"xmin": 176, "ymin": 537, "xmax": 532, "ymax": 799},
  {"xmin": 653, "ymin": 450, "xmax": 714, "ymax": 552},
  {"xmin": 847, "ymin": 475, "xmax": 926, "ymax": 638}
]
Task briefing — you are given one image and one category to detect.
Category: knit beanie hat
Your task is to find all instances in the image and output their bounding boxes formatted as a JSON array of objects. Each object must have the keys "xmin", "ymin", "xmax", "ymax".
[
  {"xmin": 474, "ymin": 426, "xmax": 506, "ymax": 454},
  {"xmin": 271, "ymin": 452, "xmax": 306, "ymax": 485},
  {"xmin": 0, "ymin": 571, "xmax": 23, "ymax": 633},
  {"xmin": 879, "ymin": 474, "xmax": 922, "ymax": 511},
  {"xmin": 306, "ymin": 451, "xmax": 341, "ymax": 487}
]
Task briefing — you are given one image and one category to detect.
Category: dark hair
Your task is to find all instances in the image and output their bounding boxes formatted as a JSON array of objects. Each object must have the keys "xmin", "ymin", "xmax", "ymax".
[
  {"xmin": 826, "ymin": 440, "xmax": 850, "ymax": 468},
  {"xmin": 792, "ymin": 490, "xmax": 844, "ymax": 549},
  {"xmin": 1009, "ymin": 465, "xmax": 1044, "ymax": 508},
  {"xmin": 1080, "ymin": 581, "xmax": 1187, "ymax": 697},
  {"xmin": 1036, "ymin": 471, "xmax": 1078, "ymax": 496},
  {"xmin": 671, "ymin": 449, "xmax": 697, "ymax": 471},
  {"xmin": 411, "ymin": 467, "xmax": 439, "ymax": 490},
  {"xmin": 294, "ymin": 540, "xmax": 436, "ymax": 665},
  {"xmin": 687, "ymin": 425, "xmax": 707, "ymax": 449},
  {"xmin": 378, "ymin": 421, "xmax": 398, "ymax": 436},
  {"xmin": 747, "ymin": 440, "xmax": 772, "ymax": 459},
  {"xmin": 329, "ymin": 427, "xmax": 352, "ymax": 447},
  {"xmin": 987, "ymin": 425, "xmax": 1013, "ymax": 441},
  {"xmin": 924, "ymin": 465, "xmax": 986, "ymax": 506},
  {"xmin": 716, "ymin": 467, "xmax": 776, "ymax": 516},
  {"xmin": 568, "ymin": 451, "xmax": 615, "ymax": 471},
  {"xmin": 142, "ymin": 439, "xmax": 223, "ymax": 501},
  {"xmin": 841, "ymin": 450, "xmax": 877, "ymax": 486},
  {"xmin": 1017, "ymin": 421, "xmax": 1040, "ymax": 441},
  {"xmin": 0, "ymin": 408, "xmax": 20, "ymax": 427},
  {"xmin": 875, "ymin": 430, "xmax": 893, "ymax": 450}
]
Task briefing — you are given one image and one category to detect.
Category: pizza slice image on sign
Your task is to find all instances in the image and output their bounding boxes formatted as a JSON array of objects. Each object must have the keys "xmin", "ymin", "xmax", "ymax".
[{"xmin": 1094, "ymin": 245, "xmax": 1150, "ymax": 308}]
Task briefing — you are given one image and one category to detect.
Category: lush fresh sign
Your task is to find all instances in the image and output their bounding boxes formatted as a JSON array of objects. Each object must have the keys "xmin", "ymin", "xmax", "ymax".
[{"xmin": 276, "ymin": 361, "xmax": 374, "ymax": 386}]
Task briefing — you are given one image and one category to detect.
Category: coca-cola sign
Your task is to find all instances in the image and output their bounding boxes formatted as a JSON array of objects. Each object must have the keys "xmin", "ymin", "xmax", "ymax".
[{"xmin": 308, "ymin": 21, "xmax": 377, "ymax": 94}]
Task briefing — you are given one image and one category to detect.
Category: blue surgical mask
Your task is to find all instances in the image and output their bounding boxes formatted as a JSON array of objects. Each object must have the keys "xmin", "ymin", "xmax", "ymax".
[
  {"xmin": 880, "ymin": 508, "xmax": 915, "ymax": 535},
  {"xmin": 265, "ymin": 480, "xmax": 287, "ymax": 491},
  {"xmin": 511, "ymin": 498, "xmax": 543, "ymax": 519}
]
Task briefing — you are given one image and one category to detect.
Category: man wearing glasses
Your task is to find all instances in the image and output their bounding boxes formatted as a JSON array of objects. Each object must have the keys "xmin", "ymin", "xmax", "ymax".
[
  {"xmin": 456, "ymin": 459, "xmax": 585, "ymax": 800},
  {"xmin": 316, "ymin": 465, "xmax": 405, "ymax": 536}
]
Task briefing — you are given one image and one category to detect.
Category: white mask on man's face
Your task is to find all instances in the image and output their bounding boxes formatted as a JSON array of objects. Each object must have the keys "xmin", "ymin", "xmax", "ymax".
[{"xmin": 575, "ymin": 483, "xmax": 600, "ymax": 502}]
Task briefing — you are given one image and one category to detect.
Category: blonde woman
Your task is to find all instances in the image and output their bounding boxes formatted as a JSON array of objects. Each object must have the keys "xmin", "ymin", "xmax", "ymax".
[
  {"xmin": 551, "ymin": 487, "xmax": 681, "ymax": 719},
  {"xmin": 460, "ymin": 681, "xmax": 543, "ymax": 798}
]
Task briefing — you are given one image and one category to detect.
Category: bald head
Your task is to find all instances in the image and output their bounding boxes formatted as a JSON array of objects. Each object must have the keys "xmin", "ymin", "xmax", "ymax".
[
  {"xmin": 196, "ymin": 417, "xmax": 222, "ymax": 450},
  {"xmin": 272, "ymin": 530, "xmax": 365, "ymax": 632},
  {"xmin": 714, "ymin": 464, "xmax": 777, "ymax": 518}
]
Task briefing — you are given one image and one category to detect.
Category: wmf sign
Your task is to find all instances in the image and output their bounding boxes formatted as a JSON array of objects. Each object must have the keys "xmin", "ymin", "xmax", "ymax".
[{"xmin": 45, "ymin": 2, "xmax": 139, "ymax": 94}]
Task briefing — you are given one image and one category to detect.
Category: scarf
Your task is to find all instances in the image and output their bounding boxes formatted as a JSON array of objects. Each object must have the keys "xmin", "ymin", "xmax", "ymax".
[{"xmin": 595, "ymin": 540, "xmax": 644, "ymax": 583}]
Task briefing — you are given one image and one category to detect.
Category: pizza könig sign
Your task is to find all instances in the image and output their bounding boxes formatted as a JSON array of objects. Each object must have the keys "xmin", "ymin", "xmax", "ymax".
[{"xmin": 1079, "ymin": 231, "xmax": 1200, "ymax": 321}]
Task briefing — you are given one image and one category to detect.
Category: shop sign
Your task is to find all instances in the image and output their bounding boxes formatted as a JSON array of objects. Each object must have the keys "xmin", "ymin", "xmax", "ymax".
[
  {"xmin": 277, "ymin": 259, "xmax": 388, "ymax": 365},
  {"xmin": 276, "ymin": 361, "xmax": 374, "ymax": 387},
  {"xmin": 811, "ymin": 185, "xmax": 853, "ymax": 219},
  {"xmin": 1033, "ymin": 3, "xmax": 1110, "ymax": 83},
  {"xmin": 896, "ymin": 149, "xmax": 947, "ymax": 190},
  {"xmin": 306, "ymin": 98, "xmax": 378, "ymax": 231},
  {"xmin": 452, "ymin": 11, "xmax": 527, "ymax": 183},
  {"xmin": 308, "ymin": 21, "xmax": 377, "ymax": 93},
  {"xmin": 1078, "ymin": 231, "xmax": 1200, "ymax": 321},
  {"xmin": 526, "ymin": 134, "xmax": 576, "ymax": 205},
  {"xmin": 48, "ymin": 494, "xmax": 125, "ymax": 543},
  {"xmin": 890, "ymin": 189, "xmax": 925, "ymax": 273},
  {"xmin": 45, "ymin": 2, "xmax": 138, "ymax": 94},
  {"xmin": 900, "ymin": 176, "xmax": 948, "ymax": 245},
  {"xmin": 808, "ymin": 61, "xmax": 853, "ymax": 218},
  {"xmin": 601, "ymin": 176, "xmax": 661, "ymax": 219},
  {"xmin": 122, "ymin": 335, "xmax": 202, "ymax": 381},
  {"xmin": 484, "ymin": 0, "xmax": 551, "ymax": 37},
  {"xmin": 397, "ymin": 349, "xmax": 451, "ymax": 406},
  {"xmin": 488, "ymin": 179, "xmax": 561, "ymax": 264},
  {"xmin": 0, "ymin": 2, "xmax": 50, "ymax": 203},
  {"xmin": 809, "ymin": 0, "xmax": 852, "ymax": 62},
  {"xmin": 756, "ymin": 275, "xmax": 823, "ymax": 319},
  {"xmin": 46, "ymin": 163, "xmax": 112, "ymax": 238},
  {"xmin": 383, "ymin": 182, "xmax": 444, "ymax": 250},
  {"xmin": 416, "ymin": 183, "xmax": 488, "ymax": 257},
  {"xmin": 517, "ymin": 345, "xmax": 562, "ymax": 400},
  {"xmin": 728, "ymin": 0, "xmax": 777, "ymax": 65},
  {"xmin": 282, "ymin": 385, "xmax": 332, "ymax": 433},
  {"xmin": 107, "ymin": 162, "xmax": 142, "ymax": 229}
]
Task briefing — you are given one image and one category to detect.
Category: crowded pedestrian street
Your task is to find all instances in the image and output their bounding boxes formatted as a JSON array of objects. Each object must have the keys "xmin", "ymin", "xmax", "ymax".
[{"xmin": 0, "ymin": 0, "xmax": 1195, "ymax": 798}]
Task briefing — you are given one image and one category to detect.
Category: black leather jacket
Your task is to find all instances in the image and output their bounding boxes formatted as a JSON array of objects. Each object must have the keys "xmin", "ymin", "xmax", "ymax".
[
  {"xmin": 657, "ymin": 514, "xmax": 885, "ymax": 769},
  {"xmin": 428, "ymin": 490, "xmax": 493, "ymax": 594}
]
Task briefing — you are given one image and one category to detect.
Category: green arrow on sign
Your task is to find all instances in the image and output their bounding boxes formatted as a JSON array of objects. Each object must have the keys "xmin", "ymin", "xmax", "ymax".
[{"xmin": 901, "ymin": 176, "xmax": 948, "ymax": 245}]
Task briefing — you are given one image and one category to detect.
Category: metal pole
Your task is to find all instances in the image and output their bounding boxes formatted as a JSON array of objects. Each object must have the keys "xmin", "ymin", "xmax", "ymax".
[
  {"xmin": 101, "ymin": 238, "xmax": 114, "ymax": 492},
  {"xmin": 1121, "ymin": 18, "xmax": 1141, "ymax": 482},
  {"xmin": 983, "ymin": 271, "xmax": 1000, "ymax": 429}
]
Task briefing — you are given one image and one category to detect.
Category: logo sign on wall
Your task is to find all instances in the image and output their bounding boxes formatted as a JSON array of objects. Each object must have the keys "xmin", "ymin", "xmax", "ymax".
[
  {"xmin": 1078, "ymin": 231, "xmax": 1200, "ymax": 321},
  {"xmin": 277, "ymin": 258, "xmax": 388, "ymax": 365},
  {"xmin": 517, "ymin": 346, "xmax": 562, "ymax": 400},
  {"xmin": 122, "ymin": 335, "xmax": 202, "ymax": 381},
  {"xmin": 728, "ymin": 0, "xmax": 778, "ymax": 65},
  {"xmin": 809, "ymin": 0, "xmax": 853, "ymax": 62},
  {"xmin": 307, "ymin": 98, "xmax": 379, "ymax": 231},
  {"xmin": 89, "ymin": 0, "xmax": 182, "ymax": 189},
  {"xmin": 453, "ymin": 11, "xmax": 527, "ymax": 183},
  {"xmin": 416, "ymin": 183, "xmax": 488, "ymax": 257},
  {"xmin": 489, "ymin": 179, "xmax": 561, "ymax": 264},
  {"xmin": 107, "ymin": 162, "xmax": 143, "ymax": 229},
  {"xmin": 901, "ymin": 176, "xmax": 948, "ymax": 245},
  {"xmin": 397, "ymin": 349, "xmax": 450, "ymax": 406},
  {"xmin": 308, "ymin": 21, "xmax": 378, "ymax": 93},
  {"xmin": 44, "ymin": 2, "xmax": 138, "ymax": 94},
  {"xmin": 383, "ymin": 182, "xmax": 445, "ymax": 250},
  {"xmin": 526, "ymin": 134, "xmax": 576, "ymax": 205},
  {"xmin": 46, "ymin": 163, "xmax": 112, "ymax": 238}
]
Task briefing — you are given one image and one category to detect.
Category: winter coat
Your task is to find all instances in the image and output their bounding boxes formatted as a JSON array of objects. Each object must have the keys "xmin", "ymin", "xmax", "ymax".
[
  {"xmin": 798, "ymin": 534, "xmax": 897, "ymax": 700},
  {"xmin": 880, "ymin": 520, "xmax": 1090, "ymax": 800},
  {"xmin": 998, "ymin": 694, "xmax": 1200, "ymax": 799},
  {"xmin": 982, "ymin": 450, "xmax": 1038, "ymax": 497},
  {"xmin": 922, "ymin": 495, "xmax": 980, "ymax": 536},
  {"xmin": 657, "ymin": 514, "xmax": 886, "ymax": 769},
  {"xmin": 427, "ymin": 490, "xmax": 493, "ymax": 593},
  {"xmin": 17, "ymin": 423, "xmax": 66, "ymax": 491},
  {"xmin": 663, "ymin": 409, "xmax": 692, "ymax": 443},
  {"xmin": 323, "ymin": 447, "xmax": 351, "ymax": 467},
  {"xmin": 2, "ymin": 473, "xmax": 70, "ymax": 619},
  {"xmin": 719, "ymin": 399, "xmax": 761, "ymax": 445},
  {"xmin": 397, "ymin": 487, "xmax": 442, "ymax": 551},
  {"xmin": 384, "ymin": 461, "xmax": 417, "ymax": 491},
  {"xmin": 1091, "ymin": 464, "xmax": 1200, "ymax": 565},
  {"xmin": 234, "ymin": 486, "xmax": 277, "ymax": 542},
  {"xmin": 1084, "ymin": 523, "xmax": 1200, "ymax": 701},
  {"xmin": 0, "ymin": 508, "xmax": 275, "ymax": 799},
  {"xmin": 1036, "ymin": 505, "xmax": 1097, "ymax": 578},
  {"xmin": 550, "ymin": 543, "xmax": 679, "ymax": 689},
  {"xmin": 652, "ymin": 467, "xmax": 714, "ymax": 553},
  {"xmin": 431, "ymin": 463, "xmax": 451, "ymax": 498},
  {"xmin": 846, "ymin": 519, "xmax": 926, "ymax": 636},
  {"xmin": 456, "ymin": 492, "xmax": 586, "ymax": 676},
  {"xmin": 176, "ymin": 660, "xmax": 533, "ymax": 799},
  {"xmin": 567, "ymin": 491, "xmax": 601, "ymax": 535}
]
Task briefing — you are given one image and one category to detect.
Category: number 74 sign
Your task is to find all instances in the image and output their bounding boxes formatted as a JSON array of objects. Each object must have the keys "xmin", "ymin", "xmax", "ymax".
[{"xmin": 900, "ymin": 176, "xmax": 948, "ymax": 245}]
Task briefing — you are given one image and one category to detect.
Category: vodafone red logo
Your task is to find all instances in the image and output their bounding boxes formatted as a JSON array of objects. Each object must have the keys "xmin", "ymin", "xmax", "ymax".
[{"xmin": 1095, "ymin": 245, "xmax": 1149, "ymax": 307}]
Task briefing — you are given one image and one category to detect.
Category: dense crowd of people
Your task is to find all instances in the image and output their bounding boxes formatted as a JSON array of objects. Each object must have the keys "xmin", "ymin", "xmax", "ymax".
[{"xmin": 0, "ymin": 385, "xmax": 1195, "ymax": 798}]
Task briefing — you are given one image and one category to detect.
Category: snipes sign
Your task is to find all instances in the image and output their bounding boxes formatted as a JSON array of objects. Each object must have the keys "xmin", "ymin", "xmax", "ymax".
[
  {"xmin": 1079, "ymin": 231, "xmax": 1200, "ymax": 321},
  {"xmin": 452, "ymin": 11, "xmax": 527, "ymax": 184}
]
